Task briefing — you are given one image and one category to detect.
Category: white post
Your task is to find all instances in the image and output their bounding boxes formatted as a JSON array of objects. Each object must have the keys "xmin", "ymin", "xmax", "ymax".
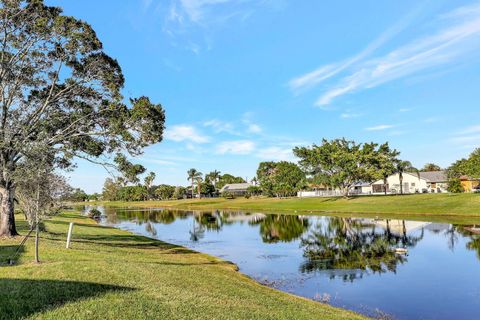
[{"xmin": 66, "ymin": 222, "xmax": 74, "ymax": 249}]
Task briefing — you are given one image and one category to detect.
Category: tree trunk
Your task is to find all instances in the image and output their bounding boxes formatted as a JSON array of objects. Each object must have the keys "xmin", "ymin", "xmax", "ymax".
[
  {"xmin": 399, "ymin": 173, "xmax": 404, "ymax": 195},
  {"xmin": 0, "ymin": 186, "xmax": 18, "ymax": 237},
  {"xmin": 34, "ymin": 222, "xmax": 40, "ymax": 263},
  {"xmin": 343, "ymin": 186, "xmax": 350, "ymax": 198},
  {"xmin": 383, "ymin": 178, "xmax": 388, "ymax": 195}
]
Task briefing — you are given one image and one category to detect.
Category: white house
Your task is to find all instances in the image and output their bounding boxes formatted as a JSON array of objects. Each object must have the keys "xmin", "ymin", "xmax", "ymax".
[{"xmin": 368, "ymin": 171, "xmax": 448, "ymax": 194}]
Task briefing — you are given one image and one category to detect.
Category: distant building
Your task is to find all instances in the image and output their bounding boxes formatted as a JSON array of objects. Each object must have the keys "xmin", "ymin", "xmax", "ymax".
[
  {"xmin": 369, "ymin": 171, "xmax": 448, "ymax": 194},
  {"xmin": 459, "ymin": 175, "xmax": 480, "ymax": 192},
  {"xmin": 219, "ymin": 183, "xmax": 252, "ymax": 196}
]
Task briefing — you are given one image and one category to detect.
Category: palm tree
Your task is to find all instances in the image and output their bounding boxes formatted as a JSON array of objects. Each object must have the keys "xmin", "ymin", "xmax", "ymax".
[
  {"xmin": 187, "ymin": 168, "xmax": 202, "ymax": 198},
  {"xmin": 196, "ymin": 176, "xmax": 203, "ymax": 198},
  {"xmin": 396, "ymin": 160, "xmax": 418, "ymax": 195},
  {"xmin": 207, "ymin": 170, "xmax": 221, "ymax": 189}
]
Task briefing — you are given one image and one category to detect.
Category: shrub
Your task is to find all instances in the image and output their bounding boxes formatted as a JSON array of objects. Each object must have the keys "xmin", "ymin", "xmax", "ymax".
[
  {"xmin": 87, "ymin": 208, "xmax": 102, "ymax": 220},
  {"xmin": 222, "ymin": 191, "xmax": 235, "ymax": 199},
  {"xmin": 447, "ymin": 178, "xmax": 464, "ymax": 193},
  {"xmin": 244, "ymin": 193, "xmax": 251, "ymax": 199},
  {"xmin": 246, "ymin": 185, "xmax": 262, "ymax": 196}
]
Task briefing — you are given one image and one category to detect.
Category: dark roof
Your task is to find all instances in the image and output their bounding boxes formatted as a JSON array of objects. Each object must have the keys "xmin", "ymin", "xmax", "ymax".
[{"xmin": 418, "ymin": 171, "xmax": 447, "ymax": 182}]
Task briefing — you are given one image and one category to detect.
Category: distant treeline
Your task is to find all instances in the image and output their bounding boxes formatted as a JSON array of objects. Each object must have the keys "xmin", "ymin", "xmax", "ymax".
[{"xmin": 73, "ymin": 139, "xmax": 480, "ymax": 201}]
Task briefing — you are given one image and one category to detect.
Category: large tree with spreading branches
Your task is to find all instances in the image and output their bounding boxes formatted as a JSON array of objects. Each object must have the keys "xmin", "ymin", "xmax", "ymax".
[{"xmin": 0, "ymin": 0, "xmax": 165, "ymax": 236}]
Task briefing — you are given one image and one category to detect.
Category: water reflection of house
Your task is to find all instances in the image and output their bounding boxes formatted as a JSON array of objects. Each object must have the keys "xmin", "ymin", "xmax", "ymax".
[
  {"xmin": 225, "ymin": 213, "xmax": 266, "ymax": 223},
  {"xmin": 425, "ymin": 223, "xmax": 450, "ymax": 233},
  {"xmin": 371, "ymin": 219, "xmax": 430, "ymax": 236}
]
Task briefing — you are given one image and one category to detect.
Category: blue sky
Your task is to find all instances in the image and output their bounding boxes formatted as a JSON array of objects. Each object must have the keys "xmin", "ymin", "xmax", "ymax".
[{"xmin": 47, "ymin": 0, "xmax": 480, "ymax": 193}]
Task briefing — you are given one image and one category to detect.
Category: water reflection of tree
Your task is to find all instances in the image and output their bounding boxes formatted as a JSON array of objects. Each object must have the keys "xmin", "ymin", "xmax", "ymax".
[
  {"xmin": 299, "ymin": 218, "xmax": 423, "ymax": 280},
  {"xmin": 195, "ymin": 211, "xmax": 224, "ymax": 231},
  {"xmin": 145, "ymin": 221, "xmax": 157, "ymax": 237},
  {"xmin": 250, "ymin": 215, "xmax": 310, "ymax": 243},
  {"xmin": 454, "ymin": 225, "xmax": 480, "ymax": 259}
]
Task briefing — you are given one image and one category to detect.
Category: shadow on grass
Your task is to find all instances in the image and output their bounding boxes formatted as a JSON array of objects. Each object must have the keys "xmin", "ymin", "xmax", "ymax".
[
  {"xmin": 72, "ymin": 234, "xmax": 195, "ymax": 253},
  {"xmin": 0, "ymin": 245, "xmax": 24, "ymax": 265},
  {"xmin": 42, "ymin": 231, "xmax": 196, "ymax": 254},
  {"xmin": 0, "ymin": 279, "xmax": 134, "ymax": 320}
]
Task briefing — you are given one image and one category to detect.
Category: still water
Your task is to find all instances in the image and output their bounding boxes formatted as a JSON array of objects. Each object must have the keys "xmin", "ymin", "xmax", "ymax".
[{"xmin": 90, "ymin": 206, "xmax": 480, "ymax": 320}]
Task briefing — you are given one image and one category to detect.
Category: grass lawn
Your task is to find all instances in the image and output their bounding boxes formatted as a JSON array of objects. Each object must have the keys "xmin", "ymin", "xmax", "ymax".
[
  {"xmin": 0, "ymin": 212, "xmax": 367, "ymax": 320},
  {"xmin": 86, "ymin": 193, "xmax": 480, "ymax": 224}
]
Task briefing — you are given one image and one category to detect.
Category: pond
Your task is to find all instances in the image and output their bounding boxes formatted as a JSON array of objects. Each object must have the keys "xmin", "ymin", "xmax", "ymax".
[{"xmin": 87, "ymin": 206, "xmax": 480, "ymax": 320}]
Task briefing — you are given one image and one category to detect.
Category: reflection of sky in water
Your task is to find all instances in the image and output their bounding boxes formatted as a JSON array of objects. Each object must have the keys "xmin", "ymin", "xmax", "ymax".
[{"xmin": 92, "ymin": 206, "xmax": 480, "ymax": 320}]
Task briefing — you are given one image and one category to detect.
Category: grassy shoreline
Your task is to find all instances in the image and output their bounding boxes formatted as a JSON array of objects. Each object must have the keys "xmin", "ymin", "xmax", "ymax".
[
  {"xmin": 81, "ymin": 193, "xmax": 480, "ymax": 224},
  {"xmin": 0, "ymin": 212, "xmax": 367, "ymax": 320}
]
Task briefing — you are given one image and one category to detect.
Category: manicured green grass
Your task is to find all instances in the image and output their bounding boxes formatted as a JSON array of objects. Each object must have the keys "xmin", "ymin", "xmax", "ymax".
[
  {"xmin": 86, "ymin": 193, "xmax": 480, "ymax": 224},
  {"xmin": 0, "ymin": 212, "xmax": 367, "ymax": 320}
]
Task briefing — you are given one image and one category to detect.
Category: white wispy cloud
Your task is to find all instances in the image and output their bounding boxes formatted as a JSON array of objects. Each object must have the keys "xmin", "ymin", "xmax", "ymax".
[
  {"xmin": 138, "ymin": 157, "xmax": 178, "ymax": 166},
  {"xmin": 159, "ymin": 0, "xmax": 285, "ymax": 53},
  {"xmin": 399, "ymin": 108, "xmax": 412, "ymax": 112},
  {"xmin": 241, "ymin": 112, "xmax": 262, "ymax": 134},
  {"xmin": 365, "ymin": 124, "xmax": 395, "ymax": 131},
  {"xmin": 340, "ymin": 112, "xmax": 362, "ymax": 119},
  {"xmin": 257, "ymin": 146, "xmax": 295, "ymax": 161},
  {"xmin": 216, "ymin": 140, "xmax": 255, "ymax": 154},
  {"xmin": 458, "ymin": 125, "xmax": 480, "ymax": 135},
  {"xmin": 164, "ymin": 125, "xmax": 210, "ymax": 143},
  {"xmin": 290, "ymin": 2, "xmax": 480, "ymax": 107},
  {"xmin": 203, "ymin": 119, "xmax": 236, "ymax": 134},
  {"xmin": 164, "ymin": 0, "xmax": 280, "ymax": 27},
  {"xmin": 288, "ymin": 3, "xmax": 425, "ymax": 94},
  {"xmin": 449, "ymin": 134, "xmax": 480, "ymax": 144},
  {"xmin": 247, "ymin": 123, "xmax": 262, "ymax": 134}
]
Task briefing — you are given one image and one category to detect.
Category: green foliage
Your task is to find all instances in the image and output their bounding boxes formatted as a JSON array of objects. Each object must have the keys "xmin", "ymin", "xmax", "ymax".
[
  {"xmin": 216, "ymin": 174, "xmax": 246, "ymax": 189},
  {"xmin": 447, "ymin": 178, "xmax": 464, "ymax": 193},
  {"xmin": 257, "ymin": 161, "xmax": 305, "ymax": 197},
  {"xmin": 294, "ymin": 139, "xmax": 399, "ymax": 196},
  {"xmin": 372, "ymin": 143, "xmax": 400, "ymax": 188},
  {"xmin": 87, "ymin": 193, "xmax": 101, "ymax": 201},
  {"xmin": 252, "ymin": 215, "xmax": 309, "ymax": 243},
  {"xmin": 200, "ymin": 182, "xmax": 216, "ymax": 197},
  {"xmin": 246, "ymin": 186, "xmax": 262, "ymax": 196},
  {"xmin": 205, "ymin": 170, "xmax": 221, "ymax": 188},
  {"xmin": 114, "ymin": 154, "xmax": 146, "ymax": 185},
  {"xmin": 448, "ymin": 149, "xmax": 480, "ymax": 179},
  {"xmin": 87, "ymin": 208, "xmax": 102, "ymax": 219},
  {"xmin": 66, "ymin": 188, "xmax": 88, "ymax": 202},
  {"xmin": 102, "ymin": 178, "xmax": 119, "ymax": 201},
  {"xmin": 0, "ymin": 0, "xmax": 166, "ymax": 236},
  {"xmin": 144, "ymin": 172, "xmax": 156, "ymax": 188},
  {"xmin": 187, "ymin": 168, "xmax": 203, "ymax": 197},
  {"xmin": 155, "ymin": 184, "xmax": 176, "ymax": 200},
  {"xmin": 422, "ymin": 163, "xmax": 442, "ymax": 171},
  {"xmin": 222, "ymin": 191, "xmax": 235, "ymax": 199},
  {"xmin": 173, "ymin": 186, "xmax": 187, "ymax": 200},
  {"xmin": 116, "ymin": 186, "xmax": 148, "ymax": 202}
]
